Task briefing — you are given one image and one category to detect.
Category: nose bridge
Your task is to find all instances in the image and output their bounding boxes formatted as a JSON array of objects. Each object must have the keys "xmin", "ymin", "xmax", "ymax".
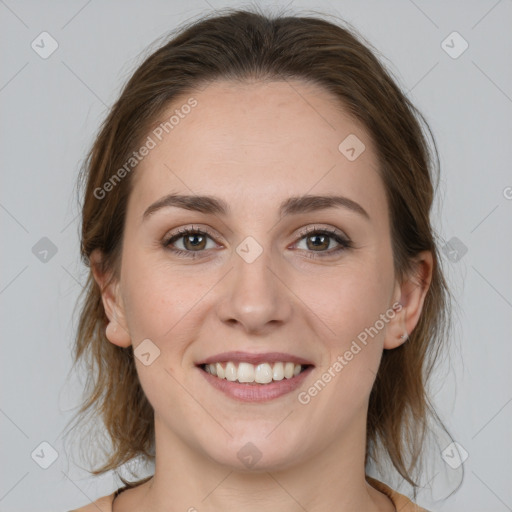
[{"xmin": 217, "ymin": 235, "xmax": 291, "ymax": 331}]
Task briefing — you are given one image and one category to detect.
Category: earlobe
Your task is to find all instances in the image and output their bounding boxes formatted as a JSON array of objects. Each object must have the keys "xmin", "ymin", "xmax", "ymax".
[
  {"xmin": 383, "ymin": 301, "xmax": 409, "ymax": 350},
  {"xmin": 104, "ymin": 319, "xmax": 131, "ymax": 347},
  {"xmin": 384, "ymin": 250, "xmax": 433, "ymax": 350},
  {"xmin": 89, "ymin": 249, "xmax": 132, "ymax": 348}
]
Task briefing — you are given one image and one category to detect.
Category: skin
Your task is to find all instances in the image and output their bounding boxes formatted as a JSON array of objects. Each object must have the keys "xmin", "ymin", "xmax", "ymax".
[{"xmin": 91, "ymin": 79, "xmax": 432, "ymax": 512}]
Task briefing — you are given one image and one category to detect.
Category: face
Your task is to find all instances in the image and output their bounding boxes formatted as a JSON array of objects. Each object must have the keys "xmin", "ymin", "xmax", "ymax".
[{"xmin": 95, "ymin": 79, "xmax": 423, "ymax": 472}]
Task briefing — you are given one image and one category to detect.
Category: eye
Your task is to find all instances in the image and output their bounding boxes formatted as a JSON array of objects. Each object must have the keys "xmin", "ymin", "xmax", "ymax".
[
  {"xmin": 293, "ymin": 226, "xmax": 353, "ymax": 259},
  {"xmin": 162, "ymin": 226, "xmax": 218, "ymax": 259},
  {"xmin": 162, "ymin": 225, "xmax": 353, "ymax": 260}
]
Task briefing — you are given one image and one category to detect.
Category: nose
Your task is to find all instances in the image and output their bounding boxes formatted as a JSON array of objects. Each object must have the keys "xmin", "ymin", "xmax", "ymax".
[{"xmin": 215, "ymin": 243, "xmax": 292, "ymax": 334}]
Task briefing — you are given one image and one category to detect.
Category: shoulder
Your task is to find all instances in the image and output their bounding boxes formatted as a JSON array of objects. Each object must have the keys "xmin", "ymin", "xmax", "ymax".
[
  {"xmin": 366, "ymin": 476, "xmax": 432, "ymax": 512},
  {"xmin": 67, "ymin": 492, "xmax": 115, "ymax": 512}
]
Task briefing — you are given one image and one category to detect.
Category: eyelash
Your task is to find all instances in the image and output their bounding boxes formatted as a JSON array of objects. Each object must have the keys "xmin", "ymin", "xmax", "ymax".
[{"xmin": 162, "ymin": 225, "xmax": 353, "ymax": 260}]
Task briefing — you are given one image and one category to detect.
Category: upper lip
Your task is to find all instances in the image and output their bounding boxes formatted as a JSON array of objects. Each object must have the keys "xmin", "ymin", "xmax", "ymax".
[{"xmin": 196, "ymin": 351, "xmax": 314, "ymax": 366}]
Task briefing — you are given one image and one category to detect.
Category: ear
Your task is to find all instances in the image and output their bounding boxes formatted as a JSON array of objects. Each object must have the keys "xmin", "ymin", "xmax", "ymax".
[
  {"xmin": 384, "ymin": 250, "xmax": 433, "ymax": 350},
  {"xmin": 89, "ymin": 249, "xmax": 131, "ymax": 348}
]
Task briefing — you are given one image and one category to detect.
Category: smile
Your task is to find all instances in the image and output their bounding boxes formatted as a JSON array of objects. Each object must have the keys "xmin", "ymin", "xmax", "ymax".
[
  {"xmin": 198, "ymin": 362, "xmax": 314, "ymax": 402},
  {"xmin": 202, "ymin": 361, "xmax": 307, "ymax": 384}
]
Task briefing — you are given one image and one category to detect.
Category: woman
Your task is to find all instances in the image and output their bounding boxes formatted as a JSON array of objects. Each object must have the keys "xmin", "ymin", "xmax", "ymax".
[{"xmin": 67, "ymin": 7, "xmax": 451, "ymax": 511}]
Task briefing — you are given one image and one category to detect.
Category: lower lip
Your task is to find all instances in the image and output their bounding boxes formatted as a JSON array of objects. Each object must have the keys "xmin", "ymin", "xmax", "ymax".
[{"xmin": 198, "ymin": 365, "xmax": 314, "ymax": 402}]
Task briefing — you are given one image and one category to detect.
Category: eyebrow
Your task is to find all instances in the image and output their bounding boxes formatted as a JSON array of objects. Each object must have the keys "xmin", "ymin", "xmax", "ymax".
[{"xmin": 142, "ymin": 193, "xmax": 370, "ymax": 221}]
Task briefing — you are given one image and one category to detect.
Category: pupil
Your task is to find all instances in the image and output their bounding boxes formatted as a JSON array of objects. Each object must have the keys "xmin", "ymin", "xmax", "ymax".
[
  {"xmin": 186, "ymin": 234, "xmax": 204, "ymax": 249},
  {"xmin": 309, "ymin": 234, "xmax": 327, "ymax": 250}
]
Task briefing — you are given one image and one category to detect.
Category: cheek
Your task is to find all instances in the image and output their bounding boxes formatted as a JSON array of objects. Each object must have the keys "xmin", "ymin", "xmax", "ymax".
[
  {"xmin": 120, "ymin": 250, "xmax": 203, "ymax": 341},
  {"xmin": 301, "ymin": 261, "xmax": 394, "ymax": 342},
  {"xmin": 299, "ymin": 254, "xmax": 394, "ymax": 404},
  {"xmin": 298, "ymin": 273, "xmax": 392, "ymax": 422}
]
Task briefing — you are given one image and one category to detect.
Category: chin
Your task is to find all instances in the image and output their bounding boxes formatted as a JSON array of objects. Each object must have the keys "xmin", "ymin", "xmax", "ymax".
[{"xmin": 202, "ymin": 431, "xmax": 309, "ymax": 473}]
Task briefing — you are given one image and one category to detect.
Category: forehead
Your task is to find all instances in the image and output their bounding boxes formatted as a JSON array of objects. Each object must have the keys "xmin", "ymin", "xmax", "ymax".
[{"xmin": 129, "ymin": 79, "xmax": 387, "ymax": 223}]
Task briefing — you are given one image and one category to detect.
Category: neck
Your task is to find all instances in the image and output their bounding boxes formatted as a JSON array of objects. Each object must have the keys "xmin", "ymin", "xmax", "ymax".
[{"xmin": 123, "ymin": 414, "xmax": 395, "ymax": 512}]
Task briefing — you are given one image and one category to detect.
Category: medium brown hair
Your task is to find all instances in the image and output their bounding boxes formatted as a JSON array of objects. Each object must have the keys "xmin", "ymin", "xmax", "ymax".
[{"xmin": 64, "ymin": 6, "xmax": 452, "ymax": 493}]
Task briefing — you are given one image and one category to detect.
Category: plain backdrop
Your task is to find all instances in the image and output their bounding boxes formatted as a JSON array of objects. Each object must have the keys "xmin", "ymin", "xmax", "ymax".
[{"xmin": 1, "ymin": 1, "xmax": 511, "ymax": 511}]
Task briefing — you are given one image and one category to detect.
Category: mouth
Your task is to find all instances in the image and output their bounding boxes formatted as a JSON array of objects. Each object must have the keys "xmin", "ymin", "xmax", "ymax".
[
  {"xmin": 195, "ymin": 353, "xmax": 315, "ymax": 402},
  {"xmin": 198, "ymin": 361, "xmax": 313, "ymax": 385}
]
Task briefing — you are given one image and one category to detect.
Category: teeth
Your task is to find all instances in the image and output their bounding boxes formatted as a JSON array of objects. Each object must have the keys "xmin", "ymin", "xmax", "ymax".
[
  {"xmin": 284, "ymin": 362, "xmax": 295, "ymax": 379},
  {"xmin": 254, "ymin": 363, "xmax": 273, "ymax": 384},
  {"xmin": 204, "ymin": 361, "xmax": 306, "ymax": 384},
  {"xmin": 273, "ymin": 362, "xmax": 284, "ymax": 381},
  {"xmin": 237, "ymin": 362, "xmax": 255, "ymax": 383},
  {"xmin": 225, "ymin": 362, "xmax": 237, "ymax": 381},
  {"xmin": 215, "ymin": 362, "xmax": 225, "ymax": 379}
]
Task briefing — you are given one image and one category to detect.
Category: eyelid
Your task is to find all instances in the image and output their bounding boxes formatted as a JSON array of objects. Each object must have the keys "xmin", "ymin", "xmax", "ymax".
[
  {"xmin": 164, "ymin": 224, "xmax": 219, "ymax": 242},
  {"xmin": 164, "ymin": 224, "xmax": 348, "ymax": 245},
  {"xmin": 292, "ymin": 224, "xmax": 349, "ymax": 242},
  {"xmin": 290, "ymin": 225, "xmax": 353, "ymax": 256},
  {"xmin": 162, "ymin": 223, "xmax": 352, "ymax": 258}
]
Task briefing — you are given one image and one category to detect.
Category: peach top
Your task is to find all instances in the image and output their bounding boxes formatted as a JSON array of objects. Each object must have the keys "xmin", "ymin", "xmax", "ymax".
[{"xmin": 69, "ymin": 475, "xmax": 430, "ymax": 511}]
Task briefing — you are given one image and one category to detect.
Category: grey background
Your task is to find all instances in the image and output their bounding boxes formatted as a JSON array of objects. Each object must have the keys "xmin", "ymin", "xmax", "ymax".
[{"xmin": 1, "ymin": 0, "xmax": 511, "ymax": 511}]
